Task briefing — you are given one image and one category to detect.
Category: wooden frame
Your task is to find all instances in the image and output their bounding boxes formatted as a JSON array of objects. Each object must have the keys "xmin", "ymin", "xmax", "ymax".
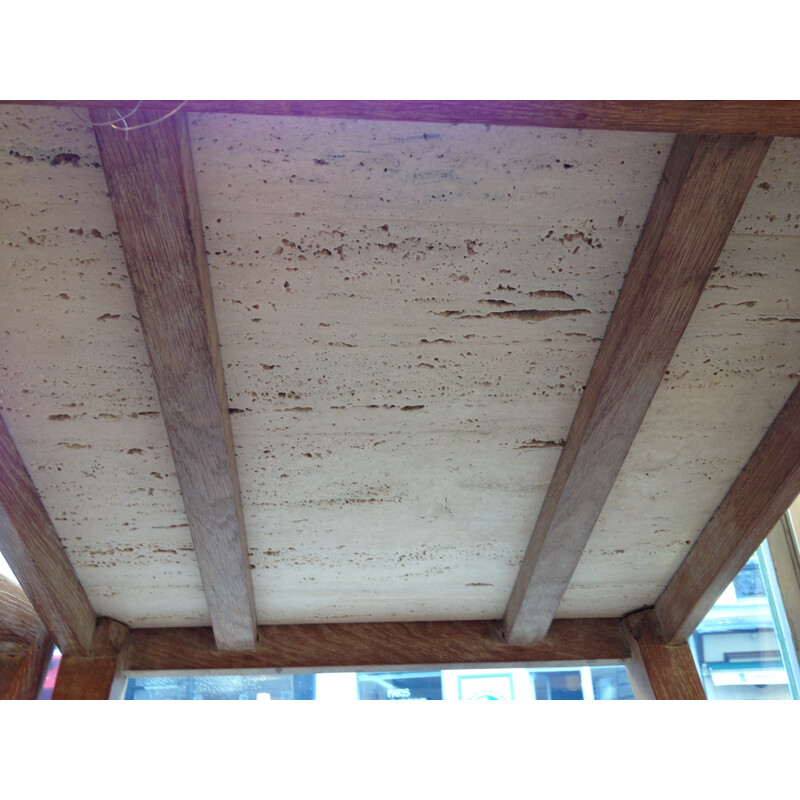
[
  {"xmin": 503, "ymin": 134, "xmax": 772, "ymax": 643},
  {"xmin": 1, "ymin": 100, "xmax": 796, "ymax": 696},
  {"xmin": 91, "ymin": 109, "xmax": 258, "ymax": 651},
  {"xmin": 0, "ymin": 576, "xmax": 54, "ymax": 699},
  {"xmin": 125, "ymin": 618, "xmax": 628, "ymax": 674},
  {"xmin": 767, "ymin": 512, "xmax": 800, "ymax": 670},
  {"xmin": 0, "ymin": 574, "xmax": 40, "ymax": 650},
  {"xmin": 8, "ymin": 100, "xmax": 800, "ymax": 136},
  {"xmin": 53, "ymin": 618, "xmax": 130, "ymax": 700},
  {"xmin": 0, "ymin": 415, "xmax": 96, "ymax": 655},
  {"xmin": 0, "ymin": 626, "xmax": 53, "ymax": 701},
  {"xmin": 623, "ymin": 610, "xmax": 705, "ymax": 700}
]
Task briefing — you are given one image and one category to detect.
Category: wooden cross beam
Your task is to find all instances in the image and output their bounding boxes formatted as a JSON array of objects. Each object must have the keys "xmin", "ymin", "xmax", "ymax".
[
  {"xmin": 503, "ymin": 134, "xmax": 772, "ymax": 643},
  {"xmin": 0, "ymin": 575, "xmax": 55, "ymax": 699},
  {"xmin": 54, "ymin": 618, "xmax": 131, "ymax": 700},
  {"xmin": 0, "ymin": 415, "xmax": 96, "ymax": 654},
  {"xmin": 7, "ymin": 100, "xmax": 800, "ymax": 136},
  {"xmin": 623, "ymin": 610, "xmax": 705, "ymax": 699},
  {"xmin": 125, "ymin": 617, "xmax": 628, "ymax": 673},
  {"xmin": 91, "ymin": 109, "xmax": 257, "ymax": 651}
]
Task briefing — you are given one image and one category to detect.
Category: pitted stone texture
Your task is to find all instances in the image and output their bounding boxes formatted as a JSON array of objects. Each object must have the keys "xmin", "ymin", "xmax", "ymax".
[
  {"xmin": 5, "ymin": 106, "xmax": 796, "ymax": 628},
  {"xmin": 189, "ymin": 113, "xmax": 672, "ymax": 623},
  {"xmin": 0, "ymin": 105, "xmax": 208, "ymax": 627}
]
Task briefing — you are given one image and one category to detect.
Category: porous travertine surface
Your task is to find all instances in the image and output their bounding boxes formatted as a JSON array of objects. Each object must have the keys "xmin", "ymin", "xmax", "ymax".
[
  {"xmin": 189, "ymin": 113, "xmax": 671, "ymax": 623},
  {"xmin": 2, "ymin": 104, "xmax": 797, "ymax": 628}
]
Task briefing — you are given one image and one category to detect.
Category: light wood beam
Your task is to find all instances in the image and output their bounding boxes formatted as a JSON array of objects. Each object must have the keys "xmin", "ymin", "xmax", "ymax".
[
  {"xmin": 0, "ymin": 415, "xmax": 96, "ymax": 654},
  {"xmin": 125, "ymin": 618, "xmax": 628, "ymax": 674},
  {"xmin": 623, "ymin": 610, "xmax": 705, "ymax": 699},
  {"xmin": 503, "ymin": 134, "xmax": 772, "ymax": 643},
  {"xmin": 656, "ymin": 382, "xmax": 800, "ymax": 644},
  {"xmin": 53, "ymin": 618, "xmax": 130, "ymax": 700},
  {"xmin": 0, "ymin": 574, "xmax": 40, "ymax": 652},
  {"xmin": 7, "ymin": 100, "xmax": 800, "ymax": 136},
  {"xmin": 90, "ymin": 109, "xmax": 257, "ymax": 651}
]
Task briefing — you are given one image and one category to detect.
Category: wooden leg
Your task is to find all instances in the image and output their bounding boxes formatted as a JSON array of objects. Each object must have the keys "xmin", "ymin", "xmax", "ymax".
[
  {"xmin": 53, "ymin": 619, "xmax": 130, "ymax": 700},
  {"xmin": 623, "ymin": 610, "xmax": 706, "ymax": 700},
  {"xmin": 0, "ymin": 625, "xmax": 54, "ymax": 700}
]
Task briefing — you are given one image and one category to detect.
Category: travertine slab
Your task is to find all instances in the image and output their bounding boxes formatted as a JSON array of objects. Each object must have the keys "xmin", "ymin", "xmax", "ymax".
[
  {"xmin": 190, "ymin": 113, "xmax": 673, "ymax": 623},
  {"xmin": 3, "ymin": 105, "xmax": 797, "ymax": 628}
]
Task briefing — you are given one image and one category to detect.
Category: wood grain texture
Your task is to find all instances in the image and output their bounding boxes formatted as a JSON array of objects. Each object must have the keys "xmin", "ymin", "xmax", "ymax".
[
  {"xmin": 656, "ymin": 381, "xmax": 800, "ymax": 643},
  {"xmin": 623, "ymin": 610, "xmax": 705, "ymax": 699},
  {"xmin": 503, "ymin": 135, "xmax": 772, "ymax": 643},
  {"xmin": 53, "ymin": 618, "xmax": 130, "ymax": 700},
  {"xmin": 0, "ymin": 625, "xmax": 53, "ymax": 700},
  {"xmin": 0, "ymin": 415, "xmax": 96, "ymax": 654},
  {"xmin": 0, "ymin": 559, "xmax": 54, "ymax": 699},
  {"xmin": 90, "ymin": 109, "xmax": 257, "ymax": 650},
  {"xmin": 0, "ymin": 574, "xmax": 40, "ymax": 653},
  {"xmin": 125, "ymin": 618, "xmax": 629, "ymax": 673},
  {"xmin": 9, "ymin": 101, "xmax": 800, "ymax": 135},
  {"xmin": 0, "ymin": 654, "xmax": 28, "ymax": 699}
]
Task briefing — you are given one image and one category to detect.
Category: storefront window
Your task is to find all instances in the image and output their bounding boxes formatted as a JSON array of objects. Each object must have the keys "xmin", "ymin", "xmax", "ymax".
[{"xmin": 125, "ymin": 664, "xmax": 634, "ymax": 700}]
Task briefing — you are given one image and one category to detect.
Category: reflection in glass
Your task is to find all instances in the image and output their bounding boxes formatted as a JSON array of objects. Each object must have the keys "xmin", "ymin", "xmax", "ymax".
[
  {"xmin": 690, "ymin": 541, "xmax": 799, "ymax": 700},
  {"xmin": 125, "ymin": 665, "xmax": 634, "ymax": 700}
]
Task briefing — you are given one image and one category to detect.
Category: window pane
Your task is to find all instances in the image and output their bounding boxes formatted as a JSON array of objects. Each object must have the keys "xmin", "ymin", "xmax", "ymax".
[
  {"xmin": 357, "ymin": 671, "xmax": 443, "ymax": 700},
  {"xmin": 531, "ymin": 670, "xmax": 583, "ymax": 700},
  {"xmin": 589, "ymin": 665, "xmax": 635, "ymax": 700},
  {"xmin": 125, "ymin": 665, "xmax": 633, "ymax": 700},
  {"xmin": 690, "ymin": 540, "xmax": 799, "ymax": 700},
  {"xmin": 124, "ymin": 673, "xmax": 314, "ymax": 700}
]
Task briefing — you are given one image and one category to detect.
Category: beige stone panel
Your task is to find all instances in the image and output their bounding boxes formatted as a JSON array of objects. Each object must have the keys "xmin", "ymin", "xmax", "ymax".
[
  {"xmin": 239, "ymin": 433, "xmax": 560, "ymax": 623},
  {"xmin": 188, "ymin": 113, "xmax": 673, "ymax": 228},
  {"xmin": 191, "ymin": 115, "xmax": 672, "ymax": 622},
  {"xmin": 11, "ymin": 107, "xmax": 795, "ymax": 627},
  {"xmin": 731, "ymin": 137, "xmax": 800, "ymax": 236}
]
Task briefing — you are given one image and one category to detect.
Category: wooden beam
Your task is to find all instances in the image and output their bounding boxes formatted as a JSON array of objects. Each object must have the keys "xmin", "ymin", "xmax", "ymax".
[
  {"xmin": 656, "ymin": 382, "xmax": 800, "ymax": 644},
  {"xmin": 8, "ymin": 100, "xmax": 800, "ymax": 136},
  {"xmin": 0, "ymin": 576, "xmax": 54, "ymax": 699},
  {"xmin": 503, "ymin": 134, "xmax": 772, "ymax": 643},
  {"xmin": 0, "ymin": 574, "xmax": 40, "ymax": 653},
  {"xmin": 53, "ymin": 618, "xmax": 130, "ymax": 700},
  {"xmin": 0, "ymin": 625, "xmax": 53, "ymax": 700},
  {"xmin": 623, "ymin": 610, "xmax": 705, "ymax": 699},
  {"xmin": 90, "ymin": 109, "xmax": 257, "ymax": 651},
  {"xmin": 125, "ymin": 618, "xmax": 628, "ymax": 674},
  {"xmin": 0, "ymin": 415, "xmax": 96, "ymax": 654}
]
